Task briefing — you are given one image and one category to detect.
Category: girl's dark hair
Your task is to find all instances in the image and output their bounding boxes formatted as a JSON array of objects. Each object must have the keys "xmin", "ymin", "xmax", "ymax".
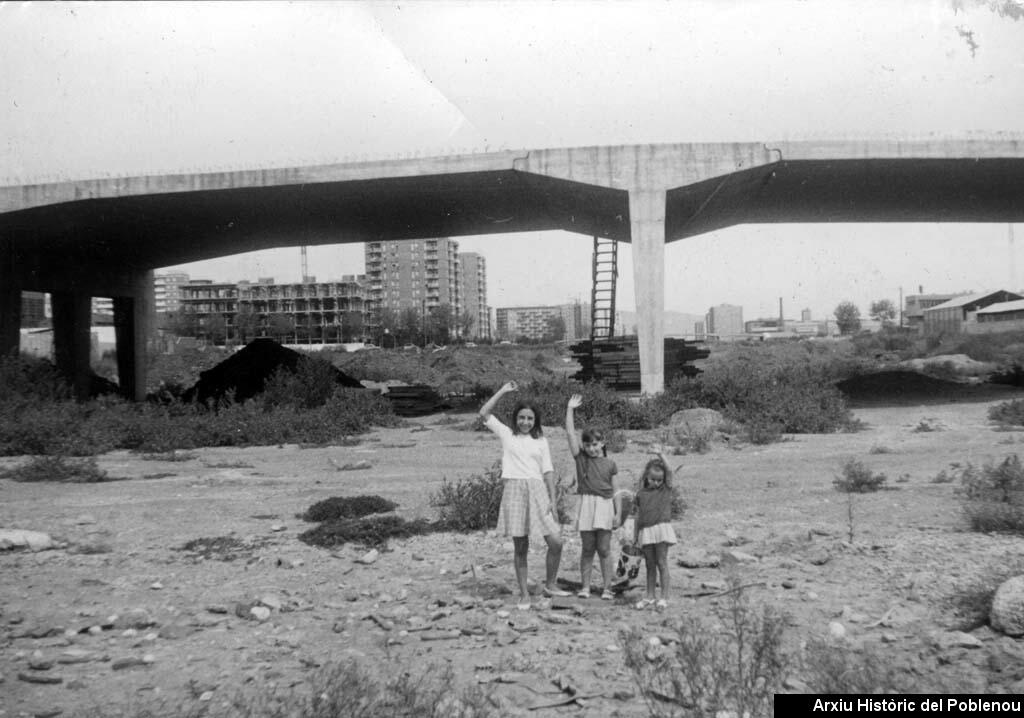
[
  {"xmin": 640, "ymin": 457, "xmax": 672, "ymax": 489},
  {"xmin": 581, "ymin": 428, "xmax": 608, "ymax": 456},
  {"xmin": 510, "ymin": 402, "xmax": 543, "ymax": 438}
]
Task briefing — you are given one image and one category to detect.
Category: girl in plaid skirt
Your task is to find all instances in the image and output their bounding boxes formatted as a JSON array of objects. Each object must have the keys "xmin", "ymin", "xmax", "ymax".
[{"xmin": 480, "ymin": 381, "xmax": 568, "ymax": 610}]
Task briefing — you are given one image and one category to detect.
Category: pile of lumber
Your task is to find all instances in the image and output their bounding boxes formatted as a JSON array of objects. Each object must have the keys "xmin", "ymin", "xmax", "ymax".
[
  {"xmin": 570, "ymin": 337, "xmax": 709, "ymax": 390},
  {"xmin": 383, "ymin": 384, "xmax": 451, "ymax": 417}
]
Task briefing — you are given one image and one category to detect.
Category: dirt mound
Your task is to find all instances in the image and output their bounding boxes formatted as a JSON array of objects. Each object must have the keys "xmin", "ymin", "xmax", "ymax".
[
  {"xmin": 836, "ymin": 370, "xmax": 1010, "ymax": 404},
  {"xmin": 183, "ymin": 338, "xmax": 362, "ymax": 405}
]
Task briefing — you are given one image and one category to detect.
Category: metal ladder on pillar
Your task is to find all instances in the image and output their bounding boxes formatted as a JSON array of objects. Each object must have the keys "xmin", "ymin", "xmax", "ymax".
[{"xmin": 590, "ymin": 236, "xmax": 618, "ymax": 341}]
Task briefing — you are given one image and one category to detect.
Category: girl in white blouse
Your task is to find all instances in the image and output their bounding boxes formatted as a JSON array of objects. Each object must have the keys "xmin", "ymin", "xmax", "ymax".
[{"xmin": 480, "ymin": 381, "xmax": 568, "ymax": 610}]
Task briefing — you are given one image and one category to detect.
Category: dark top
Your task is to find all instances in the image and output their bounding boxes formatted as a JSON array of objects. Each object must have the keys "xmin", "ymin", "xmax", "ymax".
[
  {"xmin": 574, "ymin": 454, "xmax": 617, "ymax": 498},
  {"xmin": 635, "ymin": 485, "xmax": 674, "ymax": 530}
]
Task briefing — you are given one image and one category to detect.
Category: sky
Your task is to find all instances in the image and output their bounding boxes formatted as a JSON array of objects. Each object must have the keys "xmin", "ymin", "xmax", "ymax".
[{"xmin": 3, "ymin": 0, "xmax": 1024, "ymax": 322}]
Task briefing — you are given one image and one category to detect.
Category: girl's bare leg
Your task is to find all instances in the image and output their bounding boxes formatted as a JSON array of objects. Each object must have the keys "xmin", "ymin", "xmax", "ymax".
[
  {"xmin": 595, "ymin": 530, "xmax": 613, "ymax": 592},
  {"xmin": 579, "ymin": 531, "xmax": 597, "ymax": 593},
  {"xmin": 655, "ymin": 542, "xmax": 671, "ymax": 599},
  {"xmin": 543, "ymin": 533, "xmax": 564, "ymax": 590},
  {"xmin": 512, "ymin": 536, "xmax": 530, "ymax": 601},
  {"xmin": 641, "ymin": 544, "xmax": 658, "ymax": 600}
]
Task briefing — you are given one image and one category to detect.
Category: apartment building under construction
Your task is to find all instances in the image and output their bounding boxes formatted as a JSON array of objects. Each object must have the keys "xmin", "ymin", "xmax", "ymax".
[{"xmin": 179, "ymin": 275, "xmax": 369, "ymax": 344}]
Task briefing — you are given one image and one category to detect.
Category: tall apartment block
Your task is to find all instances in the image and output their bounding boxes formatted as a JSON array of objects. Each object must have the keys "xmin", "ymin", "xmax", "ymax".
[
  {"xmin": 155, "ymin": 272, "xmax": 190, "ymax": 314},
  {"xmin": 458, "ymin": 252, "xmax": 490, "ymax": 340},
  {"xmin": 364, "ymin": 238, "xmax": 462, "ymax": 336},
  {"xmin": 179, "ymin": 276, "xmax": 369, "ymax": 344},
  {"xmin": 706, "ymin": 303, "xmax": 744, "ymax": 340}
]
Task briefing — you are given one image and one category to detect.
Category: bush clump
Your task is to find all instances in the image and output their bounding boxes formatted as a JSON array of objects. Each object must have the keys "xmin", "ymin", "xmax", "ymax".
[
  {"xmin": 301, "ymin": 495, "xmax": 399, "ymax": 522},
  {"xmin": 989, "ymin": 398, "xmax": 1024, "ymax": 427},
  {"xmin": 621, "ymin": 580, "xmax": 788, "ymax": 718},
  {"xmin": 832, "ymin": 458, "xmax": 887, "ymax": 493},
  {"xmin": 0, "ymin": 455, "xmax": 112, "ymax": 483},
  {"xmin": 431, "ymin": 464, "xmax": 505, "ymax": 531},
  {"xmin": 958, "ymin": 454, "xmax": 1024, "ymax": 533},
  {"xmin": 298, "ymin": 514, "xmax": 434, "ymax": 548}
]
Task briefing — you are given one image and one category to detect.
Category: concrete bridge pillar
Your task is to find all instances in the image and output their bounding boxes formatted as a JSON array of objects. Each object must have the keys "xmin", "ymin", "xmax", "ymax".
[
  {"xmin": 51, "ymin": 290, "xmax": 92, "ymax": 400},
  {"xmin": 113, "ymin": 270, "xmax": 154, "ymax": 401},
  {"xmin": 0, "ymin": 240, "xmax": 21, "ymax": 359},
  {"xmin": 628, "ymin": 188, "xmax": 666, "ymax": 395}
]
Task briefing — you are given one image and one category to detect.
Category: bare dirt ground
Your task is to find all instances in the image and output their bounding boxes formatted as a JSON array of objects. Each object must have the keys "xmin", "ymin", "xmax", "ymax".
[{"xmin": 4, "ymin": 387, "xmax": 1024, "ymax": 717}]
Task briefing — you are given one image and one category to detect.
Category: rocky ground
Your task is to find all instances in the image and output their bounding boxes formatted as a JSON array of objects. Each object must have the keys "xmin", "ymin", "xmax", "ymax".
[{"xmin": 3, "ymin": 386, "xmax": 1024, "ymax": 717}]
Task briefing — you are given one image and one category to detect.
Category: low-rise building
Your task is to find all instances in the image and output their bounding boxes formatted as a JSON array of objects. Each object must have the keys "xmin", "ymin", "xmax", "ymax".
[{"xmin": 922, "ymin": 290, "xmax": 1024, "ymax": 335}]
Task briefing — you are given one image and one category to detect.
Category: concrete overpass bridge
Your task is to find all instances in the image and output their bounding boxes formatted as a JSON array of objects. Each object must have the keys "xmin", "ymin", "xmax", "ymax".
[{"xmin": 3, "ymin": 134, "xmax": 1024, "ymax": 399}]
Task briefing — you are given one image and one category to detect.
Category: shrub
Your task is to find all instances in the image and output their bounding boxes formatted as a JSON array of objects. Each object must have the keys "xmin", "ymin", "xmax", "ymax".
[
  {"xmin": 621, "ymin": 579, "xmax": 788, "ymax": 718},
  {"xmin": 943, "ymin": 556, "xmax": 1024, "ymax": 631},
  {"xmin": 260, "ymin": 356, "xmax": 345, "ymax": 410},
  {"xmin": 301, "ymin": 495, "xmax": 399, "ymax": 522},
  {"xmin": 801, "ymin": 640, "xmax": 916, "ymax": 693},
  {"xmin": 989, "ymin": 398, "xmax": 1024, "ymax": 427},
  {"xmin": 958, "ymin": 454, "xmax": 1024, "ymax": 533},
  {"xmin": 659, "ymin": 346, "xmax": 857, "ymax": 440},
  {"xmin": 298, "ymin": 514, "xmax": 434, "ymax": 548},
  {"xmin": 431, "ymin": 464, "xmax": 505, "ymax": 531},
  {"xmin": 832, "ymin": 458, "xmax": 887, "ymax": 493},
  {"xmin": 0, "ymin": 455, "xmax": 112, "ymax": 483}
]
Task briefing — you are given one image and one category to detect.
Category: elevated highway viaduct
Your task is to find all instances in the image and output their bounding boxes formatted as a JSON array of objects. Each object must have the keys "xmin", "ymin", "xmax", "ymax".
[{"xmin": 2, "ymin": 136, "xmax": 1024, "ymax": 399}]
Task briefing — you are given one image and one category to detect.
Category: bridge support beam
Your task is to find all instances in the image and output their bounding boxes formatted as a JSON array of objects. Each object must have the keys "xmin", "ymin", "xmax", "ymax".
[
  {"xmin": 113, "ymin": 270, "xmax": 154, "ymax": 401},
  {"xmin": 629, "ymin": 188, "xmax": 666, "ymax": 395},
  {"xmin": 52, "ymin": 290, "xmax": 92, "ymax": 400},
  {"xmin": 0, "ymin": 240, "xmax": 21, "ymax": 359}
]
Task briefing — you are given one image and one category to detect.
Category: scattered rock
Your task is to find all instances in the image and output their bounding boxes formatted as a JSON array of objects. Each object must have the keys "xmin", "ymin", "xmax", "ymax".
[
  {"xmin": 828, "ymin": 621, "xmax": 846, "ymax": 639},
  {"xmin": 17, "ymin": 671, "xmax": 62, "ymax": 684},
  {"xmin": 111, "ymin": 657, "xmax": 150, "ymax": 671},
  {"xmin": 339, "ymin": 461, "xmax": 372, "ymax": 471},
  {"xmin": 249, "ymin": 606, "xmax": 271, "ymax": 622},
  {"xmin": 677, "ymin": 550, "xmax": 720, "ymax": 569},
  {"xmin": 991, "ymin": 575, "xmax": 1024, "ymax": 637},
  {"xmin": 355, "ymin": 549, "xmax": 380, "ymax": 565},
  {"xmin": 0, "ymin": 529, "xmax": 55, "ymax": 552},
  {"xmin": 720, "ymin": 550, "xmax": 758, "ymax": 565}
]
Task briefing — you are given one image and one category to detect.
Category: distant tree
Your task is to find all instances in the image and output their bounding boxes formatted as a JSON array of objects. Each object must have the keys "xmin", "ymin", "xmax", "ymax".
[
  {"xmin": 458, "ymin": 309, "xmax": 476, "ymax": 340},
  {"xmin": 267, "ymin": 313, "xmax": 294, "ymax": 343},
  {"xmin": 543, "ymin": 315, "xmax": 567, "ymax": 342},
  {"xmin": 204, "ymin": 314, "xmax": 228, "ymax": 345},
  {"xmin": 870, "ymin": 299, "xmax": 897, "ymax": 328},
  {"xmin": 425, "ymin": 303, "xmax": 455, "ymax": 344},
  {"xmin": 163, "ymin": 309, "xmax": 198, "ymax": 338},
  {"xmin": 399, "ymin": 307, "xmax": 421, "ymax": 345},
  {"xmin": 834, "ymin": 301, "xmax": 862, "ymax": 335},
  {"xmin": 234, "ymin": 306, "xmax": 260, "ymax": 344},
  {"xmin": 341, "ymin": 311, "xmax": 364, "ymax": 342}
]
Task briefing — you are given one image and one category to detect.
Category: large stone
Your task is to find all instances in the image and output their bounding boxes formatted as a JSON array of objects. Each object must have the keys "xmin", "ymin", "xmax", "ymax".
[
  {"xmin": 667, "ymin": 408, "xmax": 724, "ymax": 434},
  {"xmin": 0, "ymin": 529, "xmax": 55, "ymax": 552},
  {"xmin": 991, "ymin": 575, "xmax": 1024, "ymax": 637}
]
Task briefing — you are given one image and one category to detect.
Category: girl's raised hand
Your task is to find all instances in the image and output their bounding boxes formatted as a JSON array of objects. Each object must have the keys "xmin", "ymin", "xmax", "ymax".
[
  {"xmin": 501, "ymin": 380, "xmax": 518, "ymax": 393},
  {"xmin": 567, "ymin": 393, "xmax": 583, "ymax": 409}
]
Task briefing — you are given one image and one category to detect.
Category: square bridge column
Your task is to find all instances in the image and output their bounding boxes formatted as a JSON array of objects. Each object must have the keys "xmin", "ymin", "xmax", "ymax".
[
  {"xmin": 628, "ymin": 188, "xmax": 666, "ymax": 395},
  {"xmin": 51, "ymin": 290, "xmax": 93, "ymax": 400},
  {"xmin": 113, "ymin": 270, "xmax": 155, "ymax": 401},
  {"xmin": 0, "ymin": 240, "xmax": 21, "ymax": 358}
]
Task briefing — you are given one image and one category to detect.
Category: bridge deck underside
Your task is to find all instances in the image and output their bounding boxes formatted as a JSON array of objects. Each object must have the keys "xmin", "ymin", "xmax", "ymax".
[
  {"xmin": 3, "ymin": 156, "xmax": 1024, "ymax": 289},
  {"xmin": 667, "ymin": 158, "xmax": 1024, "ymax": 240}
]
